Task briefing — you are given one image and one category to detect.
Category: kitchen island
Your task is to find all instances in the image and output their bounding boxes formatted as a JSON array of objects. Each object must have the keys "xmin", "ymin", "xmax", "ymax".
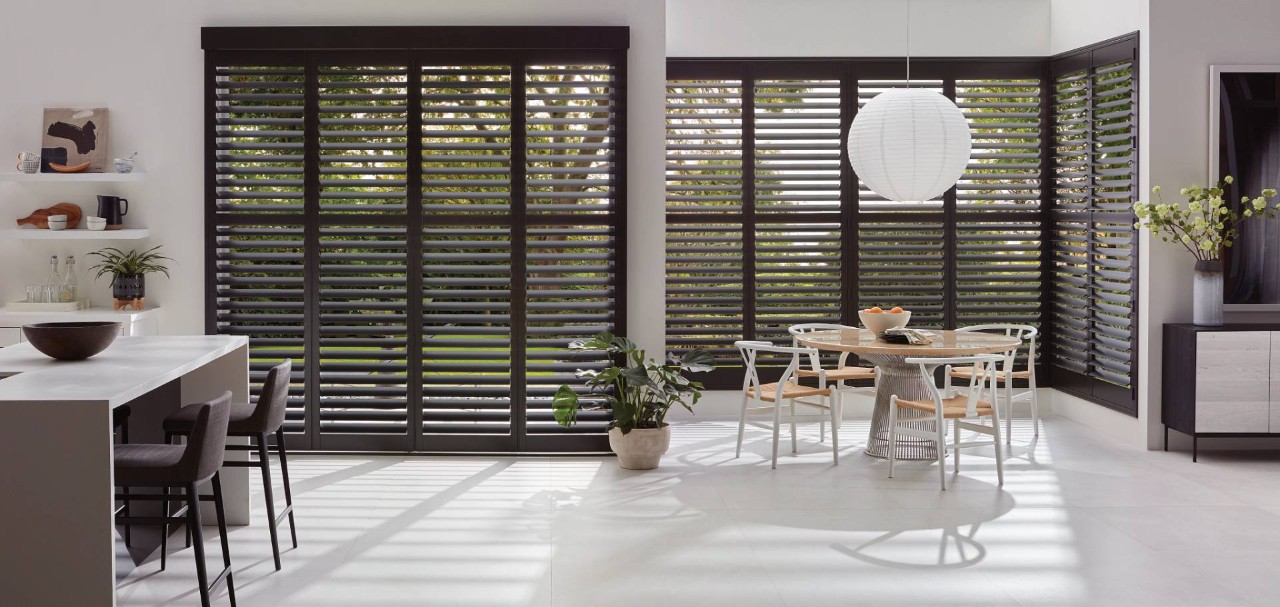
[{"xmin": 0, "ymin": 335, "xmax": 249, "ymax": 606}]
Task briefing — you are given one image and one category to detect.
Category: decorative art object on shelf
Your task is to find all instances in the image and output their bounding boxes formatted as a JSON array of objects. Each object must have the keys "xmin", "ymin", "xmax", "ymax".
[
  {"xmin": 15, "ymin": 151, "xmax": 39, "ymax": 174},
  {"xmin": 114, "ymin": 152, "xmax": 137, "ymax": 174},
  {"xmin": 88, "ymin": 246, "xmax": 170, "ymax": 311},
  {"xmin": 95, "ymin": 194, "xmax": 129, "ymax": 229},
  {"xmin": 1135, "ymin": 177, "xmax": 1280, "ymax": 325},
  {"xmin": 551, "ymin": 332, "xmax": 712, "ymax": 469},
  {"xmin": 16, "ymin": 202, "xmax": 83, "ymax": 229},
  {"xmin": 40, "ymin": 107, "xmax": 108, "ymax": 173}
]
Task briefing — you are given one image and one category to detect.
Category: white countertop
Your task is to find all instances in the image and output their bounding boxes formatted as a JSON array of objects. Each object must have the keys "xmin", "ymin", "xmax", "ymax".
[
  {"xmin": 0, "ymin": 335, "xmax": 247, "ymax": 406},
  {"xmin": 0, "ymin": 307, "xmax": 159, "ymax": 324}
]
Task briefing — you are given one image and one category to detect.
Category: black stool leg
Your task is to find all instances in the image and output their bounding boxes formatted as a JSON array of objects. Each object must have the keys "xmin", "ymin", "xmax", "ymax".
[
  {"xmin": 276, "ymin": 428, "xmax": 298, "ymax": 548},
  {"xmin": 212, "ymin": 473, "xmax": 237, "ymax": 607},
  {"xmin": 187, "ymin": 483, "xmax": 212, "ymax": 607},
  {"xmin": 258, "ymin": 433, "xmax": 282, "ymax": 571},
  {"xmin": 121, "ymin": 419, "xmax": 131, "ymax": 547}
]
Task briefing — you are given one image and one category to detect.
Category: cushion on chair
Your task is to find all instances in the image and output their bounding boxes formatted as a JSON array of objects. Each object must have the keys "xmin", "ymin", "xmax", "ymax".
[
  {"xmin": 947, "ymin": 366, "xmax": 1032, "ymax": 382},
  {"xmin": 113, "ymin": 444, "xmax": 189, "ymax": 485},
  {"xmin": 894, "ymin": 395, "xmax": 994, "ymax": 419},
  {"xmin": 163, "ymin": 401, "xmax": 256, "ymax": 434},
  {"xmin": 796, "ymin": 366, "xmax": 877, "ymax": 381},
  {"xmin": 746, "ymin": 382, "xmax": 830, "ymax": 402}
]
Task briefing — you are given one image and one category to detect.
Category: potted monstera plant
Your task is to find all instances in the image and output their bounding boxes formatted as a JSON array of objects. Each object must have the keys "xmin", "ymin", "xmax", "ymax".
[{"xmin": 552, "ymin": 332, "xmax": 713, "ymax": 470}]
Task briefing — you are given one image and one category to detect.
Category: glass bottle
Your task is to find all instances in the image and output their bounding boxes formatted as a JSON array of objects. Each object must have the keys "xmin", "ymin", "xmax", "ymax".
[
  {"xmin": 62, "ymin": 256, "xmax": 78, "ymax": 303},
  {"xmin": 44, "ymin": 255, "xmax": 61, "ymax": 303}
]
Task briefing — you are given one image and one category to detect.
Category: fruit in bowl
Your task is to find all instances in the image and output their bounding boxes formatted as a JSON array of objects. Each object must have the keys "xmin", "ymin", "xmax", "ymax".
[{"xmin": 859, "ymin": 307, "xmax": 911, "ymax": 335}]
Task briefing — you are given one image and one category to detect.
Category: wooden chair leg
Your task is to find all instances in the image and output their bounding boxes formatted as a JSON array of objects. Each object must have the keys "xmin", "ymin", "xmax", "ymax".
[
  {"xmin": 734, "ymin": 393, "xmax": 748, "ymax": 459},
  {"xmin": 770, "ymin": 401, "xmax": 782, "ymax": 469},
  {"xmin": 953, "ymin": 419, "xmax": 961, "ymax": 474},
  {"xmin": 187, "ymin": 483, "xmax": 212, "ymax": 607},
  {"xmin": 258, "ymin": 433, "xmax": 283, "ymax": 571},
  {"xmin": 887, "ymin": 397, "xmax": 898, "ymax": 478},
  {"xmin": 936, "ymin": 409, "xmax": 947, "ymax": 491},
  {"xmin": 212, "ymin": 473, "xmax": 237, "ymax": 607},
  {"xmin": 276, "ymin": 428, "xmax": 298, "ymax": 549}
]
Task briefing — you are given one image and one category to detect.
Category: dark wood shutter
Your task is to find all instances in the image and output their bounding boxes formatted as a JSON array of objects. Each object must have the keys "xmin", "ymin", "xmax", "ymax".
[
  {"xmin": 665, "ymin": 60, "xmax": 1054, "ymax": 389},
  {"xmin": 1049, "ymin": 35, "xmax": 1139, "ymax": 415},
  {"xmin": 207, "ymin": 28, "xmax": 627, "ymax": 452}
]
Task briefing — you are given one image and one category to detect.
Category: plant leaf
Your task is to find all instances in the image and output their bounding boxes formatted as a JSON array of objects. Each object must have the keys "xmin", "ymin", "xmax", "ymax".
[{"xmin": 552, "ymin": 385, "xmax": 580, "ymax": 428}]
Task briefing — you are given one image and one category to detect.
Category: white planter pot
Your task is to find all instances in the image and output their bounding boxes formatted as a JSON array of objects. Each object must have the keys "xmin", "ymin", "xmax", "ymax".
[{"xmin": 608, "ymin": 425, "xmax": 671, "ymax": 470}]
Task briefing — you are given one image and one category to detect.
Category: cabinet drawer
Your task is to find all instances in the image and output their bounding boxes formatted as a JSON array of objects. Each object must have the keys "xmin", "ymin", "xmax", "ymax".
[
  {"xmin": 1196, "ymin": 380, "xmax": 1270, "ymax": 432},
  {"xmin": 1197, "ymin": 331, "xmax": 1270, "ymax": 381}
]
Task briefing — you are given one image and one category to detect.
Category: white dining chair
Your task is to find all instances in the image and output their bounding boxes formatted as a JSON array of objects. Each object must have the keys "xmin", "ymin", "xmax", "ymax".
[
  {"xmin": 888, "ymin": 354, "xmax": 1005, "ymax": 490},
  {"xmin": 946, "ymin": 324, "xmax": 1039, "ymax": 443},
  {"xmin": 734, "ymin": 341, "xmax": 838, "ymax": 469},
  {"xmin": 788, "ymin": 323, "xmax": 879, "ymax": 443}
]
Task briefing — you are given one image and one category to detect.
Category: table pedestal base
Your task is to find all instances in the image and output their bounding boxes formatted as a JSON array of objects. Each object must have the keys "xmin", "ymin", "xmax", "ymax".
[{"xmin": 863, "ymin": 354, "xmax": 940, "ymax": 461}]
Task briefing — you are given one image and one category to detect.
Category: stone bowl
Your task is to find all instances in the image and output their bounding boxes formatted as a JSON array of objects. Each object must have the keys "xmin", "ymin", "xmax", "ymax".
[{"xmin": 21, "ymin": 322, "xmax": 121, "ymax": 360}]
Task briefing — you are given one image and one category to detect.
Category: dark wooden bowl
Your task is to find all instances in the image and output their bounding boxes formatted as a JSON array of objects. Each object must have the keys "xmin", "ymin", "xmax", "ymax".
[{"xmin": 21, "ymin": 322, "xmax": 121, "ymax": 360}]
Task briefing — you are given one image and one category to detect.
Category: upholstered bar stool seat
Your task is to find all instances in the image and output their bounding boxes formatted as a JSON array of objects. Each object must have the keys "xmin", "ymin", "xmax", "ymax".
[{"xmin": 163, "ymin": 359, "xmax": 297, "ymax": 571}]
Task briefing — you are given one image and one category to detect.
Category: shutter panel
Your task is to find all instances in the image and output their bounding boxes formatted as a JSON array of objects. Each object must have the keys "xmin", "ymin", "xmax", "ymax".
[
  {"xmin": 954, "ymin": 78, "xmax": 1044, "ymax": 330},
  {"xmin": 314, "ymin": 64, "xmax": 411, "ymax": 446},
  {"xmin": 753, "ymin": 78, "xmax": 843, "ymax": 350},
  {"xmin": 1051, "ymin": 68, "xmax": 1092, "ymax": 376},
  {"xmin": 212, "ymin": 62, "xmax": 309, "ymax": 436},
  {"xmin": 420, "ymin": 62, "xmax": 515, "ymax": 442},
  {"xmin": 1090, "ymin": 60, "xmax": 1136, "ymax": 389},
  {"xmin": 665, "ymin": 76, "xmax": 746, "ymax": 379},
  {"xmin": 1050, "ymin": 38, "xmax": 1139, "ymax": 414},
  {"xmin": 857, "ymin": 80, "xmax": 948, "ymax": 327},
  {"xmin": 523, "ymin": 62, "xmax": 620, "ymax": 440}
]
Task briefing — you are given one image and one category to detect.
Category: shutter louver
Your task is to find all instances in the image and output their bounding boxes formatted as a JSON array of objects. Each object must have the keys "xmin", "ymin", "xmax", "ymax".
[
  {"xmin": 420, "ymin": 63, "xmax": 515, "ymax": 440},
  {"xmin": 212, "ymin": 62, "xmax": 308, "ymax": 435},
  {"xmin": 665, "ymin": 77, "xmax": 746, "ymax": 377}
]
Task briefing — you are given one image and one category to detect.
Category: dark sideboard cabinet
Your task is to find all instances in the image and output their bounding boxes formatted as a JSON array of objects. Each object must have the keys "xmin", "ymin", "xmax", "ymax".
[{"xmin": 1163, "ymin": 323, "xmax": 1280, "ymax": 461}]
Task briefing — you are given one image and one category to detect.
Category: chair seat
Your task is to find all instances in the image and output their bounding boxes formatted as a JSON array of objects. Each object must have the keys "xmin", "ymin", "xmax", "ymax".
[
  {"xmin": 796, "ymin": 366, "xmax": 877, "ymax": 381},
  {"xmin": 114, "ymin": 444, "xmax": 192, "ymax": 485},
  {"xmin": 948, "ymin": 366, "xmax": 1032, "ymax": 382},
  {"xmin": 746, "ymin": 382, "xmax": 830, "ymax": 402},
  {"xmin": 895, "ymin": 395, "xmax": 994, "ymax": 419},
  {"xmin": 164, "ymin": 401, "xmax": 258, "ymax": 434}
]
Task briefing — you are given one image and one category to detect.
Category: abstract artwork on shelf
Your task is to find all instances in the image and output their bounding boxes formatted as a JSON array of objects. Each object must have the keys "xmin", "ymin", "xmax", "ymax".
[{"xmin": 40, "ymin": 107, "xmax": 108, "ymax": 173}]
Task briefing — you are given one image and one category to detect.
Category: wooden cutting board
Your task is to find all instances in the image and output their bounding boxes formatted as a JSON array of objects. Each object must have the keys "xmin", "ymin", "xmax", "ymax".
[{"xmin": 16, "ymin": 203, "xmax": 83, "ymax": 229}]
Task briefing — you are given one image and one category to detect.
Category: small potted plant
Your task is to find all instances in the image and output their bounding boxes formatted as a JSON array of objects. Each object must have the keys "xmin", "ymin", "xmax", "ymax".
[
  {"xmin": 88, "ymin": 246, "xmax": 171, "ymax": 311},
  {"xmin": 553, "ymin": 332, "xmax": 713, "ymax": 470},
  {"xmin": 1134, "ymin": 177, "xmax": 1278, "ymax": 325}
]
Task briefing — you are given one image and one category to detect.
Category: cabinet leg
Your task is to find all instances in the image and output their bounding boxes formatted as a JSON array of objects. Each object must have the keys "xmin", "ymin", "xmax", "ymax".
[
  {"xmin": 1193, "ymin": 435, "xmax": 1198, "ymax": 463},
  {"xmin": 1163, "ymin": 425, "xmax": 1168, "ymax": 452}
]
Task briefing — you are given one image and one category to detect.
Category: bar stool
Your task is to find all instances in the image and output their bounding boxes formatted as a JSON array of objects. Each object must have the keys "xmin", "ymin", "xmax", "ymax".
[
  {"xmin": 163, "ymin": 360, "xmax": 296, "ymax": 571},
  {"xmin": 115, "ymin": 393, "xmax": 236, "ymax": 607},
  {"xmin": 113, "ymin": 405, "xmax": 132, "ymax": 546}
]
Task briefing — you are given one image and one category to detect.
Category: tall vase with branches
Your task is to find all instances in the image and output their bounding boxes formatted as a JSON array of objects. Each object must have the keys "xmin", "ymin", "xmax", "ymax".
[{"xmin": 1134, "ymin": 177, "xmax": 1278, "ymax": 325}]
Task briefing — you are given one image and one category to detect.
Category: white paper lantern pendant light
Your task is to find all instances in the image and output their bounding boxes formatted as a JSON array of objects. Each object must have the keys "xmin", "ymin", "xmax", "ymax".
[{"xmin": 847, "ymin": 0, "xmax": 972, "ymax": 203}]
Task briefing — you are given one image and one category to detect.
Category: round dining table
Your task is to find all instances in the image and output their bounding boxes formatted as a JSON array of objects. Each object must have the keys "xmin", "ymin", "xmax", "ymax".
[{"xmin": 794, "ymin": 328, "xmax": 1021, "ymax": 460}]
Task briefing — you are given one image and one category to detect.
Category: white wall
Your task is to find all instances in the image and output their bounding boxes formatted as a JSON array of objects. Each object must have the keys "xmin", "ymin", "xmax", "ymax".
[
  {"xmin": 1049, "ymin": 0, "xmax": 1143, "ymax": 55},
  {"xmin": 0, "ymin": 0, "xmax": 667, "ymax": 357},
  {"xmin": 1141, "ymin": 0, "xmax": 1280, "ymax": 450},
  {"xmin": 667, "ymin": 0, "xmax": 1051, "ymax": 57}
]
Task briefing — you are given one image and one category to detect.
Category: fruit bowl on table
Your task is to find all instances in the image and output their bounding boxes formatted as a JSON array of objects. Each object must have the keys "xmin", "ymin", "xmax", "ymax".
[{"xmin": 859, "ymin": 308, "xmax": 911, "ymax": 336}]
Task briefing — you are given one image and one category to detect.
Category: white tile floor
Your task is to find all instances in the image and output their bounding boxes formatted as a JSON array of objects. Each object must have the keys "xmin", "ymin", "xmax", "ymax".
[{"xmin": 115, "ymin": 416, "xmax": 1280, "ymax": 607}]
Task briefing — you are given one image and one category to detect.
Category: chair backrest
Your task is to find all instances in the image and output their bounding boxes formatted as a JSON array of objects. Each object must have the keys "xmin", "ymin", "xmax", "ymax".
[
  {"xmin": 248, "ymin": 359, "xmax": 292, "ymax": 433},
  {"xmin": 905, "ymin": 355, "xmax": 1002, "ymax": 418},
  {"xmin": 735, "ymin": 340, "xmax": 823, "ymax": 400},
  {"xmin": 787, "ymin": 324, "xmax": 856, "ymax": 368},
  {"xmin": 177, "ymin": 391, "xmax": 233, "ymax": 483},
  {"xmin": 956, "ymin": 324, "xmax": 1037, "ymax": 374}
]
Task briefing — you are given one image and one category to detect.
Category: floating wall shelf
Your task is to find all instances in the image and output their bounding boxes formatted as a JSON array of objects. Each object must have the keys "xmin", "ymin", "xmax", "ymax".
[
  {"xmin": 0, "ymin": 228, "xmax": 150, "ymax": 240},
  {"xmin": 0, "ymin": 171, "xmax": 146, "ymax": 183}
]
